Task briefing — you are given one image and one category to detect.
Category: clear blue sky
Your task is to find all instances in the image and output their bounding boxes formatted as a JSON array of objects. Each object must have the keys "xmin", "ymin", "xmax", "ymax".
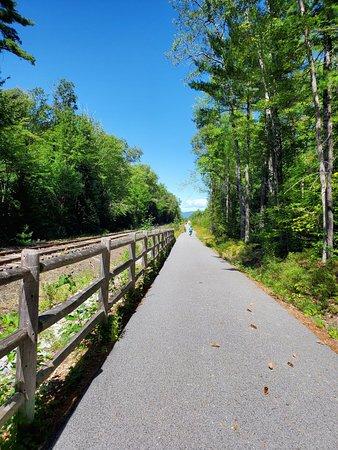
[{"xmin": 1, "ymin": 0, "xmax": 207, "ymax": 212}]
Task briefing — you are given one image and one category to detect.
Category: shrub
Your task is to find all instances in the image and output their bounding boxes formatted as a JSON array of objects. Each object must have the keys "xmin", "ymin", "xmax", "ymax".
[
  {"xmin": 219, "ymin": 240, "xmax": 246, "ymax": 263},
  {"xmin": 238, "ymin": 243, "xmax": 264, "ymax": 266},
  {"xmin": 307, "ymin": 261, "xmax": 337, "ymax": 308},
  {"xmin": 328, "ymin": 327, "xmax": 338, "ymax": 340},
  {"xmin": 16, "ymin": 225, "xmax": 33, "ymax": 246}
]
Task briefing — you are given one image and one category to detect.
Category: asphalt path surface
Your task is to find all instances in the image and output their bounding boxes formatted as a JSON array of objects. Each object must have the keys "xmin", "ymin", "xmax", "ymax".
[{"xmin": 53, "ymin": 233, "xmax": 337, "ymax": 449}]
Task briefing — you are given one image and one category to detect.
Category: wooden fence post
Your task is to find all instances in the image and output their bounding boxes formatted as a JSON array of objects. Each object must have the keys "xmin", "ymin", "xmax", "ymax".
[
  {"xmin": 129, "ymin": 233, "xmax": 136, "ymax": 288},
  {"xmin": 157, "ymin": 232, "xmax": 161, "ymax": 256},
  {"xmin": 159, "ymin": 232, "xmax": 163, "ymax": 253},
  {"xmin": 143, "ymin": 232, "xmax": 148, "ymax": 269},
  {"xmin": 16, "ymin": 250, "xmax": 40, "ymax": 424},
  {"xmin": 99, "ymin": 237, "xmax": 111, "ymax": 317},
  {"xmin": 153, "ymin": 234, "xmax": 157, "ymax": 260}
]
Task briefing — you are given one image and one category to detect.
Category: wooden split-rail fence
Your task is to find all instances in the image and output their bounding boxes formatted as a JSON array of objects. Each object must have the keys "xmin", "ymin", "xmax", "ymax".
[{"xmin": 0, "ymin": 228, "xmax": 175, "ymax": 428}]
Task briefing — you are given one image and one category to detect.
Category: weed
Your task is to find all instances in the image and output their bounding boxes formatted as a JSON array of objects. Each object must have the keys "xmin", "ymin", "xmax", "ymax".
[
  {"xmin": 0, "ymin": 313, "xmax": 19, "ymax": 339},
  {"xmin": 16, "ymin": 225, "xmax": 33, "ymax": 246},
  {"xmin": 40, "ymin": 272, "xmax": 94, "ymax": 311},
  {"xmin": 328, "ymin": 326, "xmax": 338, "ymax": 340},
  {"xmin": 312, "ymin": 316, "xmax": 326, "ymax": 329}
]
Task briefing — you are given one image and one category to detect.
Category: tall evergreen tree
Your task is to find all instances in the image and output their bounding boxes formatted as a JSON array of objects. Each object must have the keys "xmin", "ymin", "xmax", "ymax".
[{"xmin": 0, "ymin": 0, "xmax": 35, "ymax": 64}]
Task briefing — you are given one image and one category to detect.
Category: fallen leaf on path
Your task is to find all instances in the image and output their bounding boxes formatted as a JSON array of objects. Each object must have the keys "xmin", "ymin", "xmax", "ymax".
[
  {"xmin": 231, "ymin": 419, "xmax": 239, "ymax": 431},
  {"xmin": 292, "ymin": 353, "xmax": 297, "ymax": 358},
  {"xmin": 247, "ymin": 308, "xmax": 252, "ymax": 312},
  {"xmin": 210, "ymin": 341, "xmax": 220, "ymax": 348},
  {"xmin": 263, "ymin": 386, "xmax": 269, "ymax": 395},
  {"xmin": 268, "ymin": 362, "xmax": 275, "ymax": 370},
  {"xmin": 250, "ymin": 323, "xmax": 258, "ymax": 330},
  {"xmin": 287, "ymin": 361, "xmax": 294, "ymax": 368},
  {"xmin": 317, "ymin": 341, "xmax": 324, "ymax": 345}
]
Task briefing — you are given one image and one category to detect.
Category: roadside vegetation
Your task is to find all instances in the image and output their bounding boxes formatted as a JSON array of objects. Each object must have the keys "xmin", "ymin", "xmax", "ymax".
[
  {"xmin": 0, "ymin": 80, "xmax": 181, "ymax": 246},
  {"xmin": 171, "ymin": 0, "xmax": 335, "ymax": 263},
  {"xmin": 171, "ymin": 1, "xmax": 336, "ymax": 340}
]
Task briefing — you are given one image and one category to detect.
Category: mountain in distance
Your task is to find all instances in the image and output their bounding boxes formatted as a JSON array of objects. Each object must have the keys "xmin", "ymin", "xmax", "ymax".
[{"xmin": 181, "ymin": 211, "xmax": 194, "ymax": 219}]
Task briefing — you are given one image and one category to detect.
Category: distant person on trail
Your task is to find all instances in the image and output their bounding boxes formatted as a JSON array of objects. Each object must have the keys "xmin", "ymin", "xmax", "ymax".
[
  {"xmin": 188, "ymin": 225, "xmax": 193, "ymax": 236},
  {"xmin": 185, "ymin": 220, "xmax": 192, "ymax": 235}
]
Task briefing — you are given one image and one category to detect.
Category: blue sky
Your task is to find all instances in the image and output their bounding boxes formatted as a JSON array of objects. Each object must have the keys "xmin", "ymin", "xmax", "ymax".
[{"xmin": 1, "ymin": 0, "xmax": 207, "ymax": 212}]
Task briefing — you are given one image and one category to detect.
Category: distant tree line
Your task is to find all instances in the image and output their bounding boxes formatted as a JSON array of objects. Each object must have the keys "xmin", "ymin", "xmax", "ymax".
[
  {"xmin": 0, "ymin": 2, "xmax": 180, "ymax": 245},
  {"xmin": 171, "ymin": 0, "xmax": 335, "ymax": 262},
  {"xmin": 0, "ymin": 80, "xmax": 181, "ymax": 244}
]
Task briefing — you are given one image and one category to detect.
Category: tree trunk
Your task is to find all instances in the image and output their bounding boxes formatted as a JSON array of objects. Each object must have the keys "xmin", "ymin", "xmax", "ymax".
[
  {"xmin": 323, "ymin": 31, "xmax": 334, "ymax": 257},
  {"xmin": 244, "ymin": 97, "xmax": 251, "ymax": 243},
  {"xmin": 230, "ymin": 106, "xmax": 245, "ymax": 240},
  {"xmin": 224, "ymin": 162, "xmax": 230, "ymax": 226},
  {"xmin": 244, "ymin": 164, "xmax": 250, "ymax": 243},
  {"xmin": 257, "ymin": 51, "xmax": 282, "ymax": 200},
  {"xmin": 259, "ymin": 163, "xmax": 267, "ymax": 229},
  {"xmin": 298, "ymin": 0, "xmax": 330, "ymax": 262}
]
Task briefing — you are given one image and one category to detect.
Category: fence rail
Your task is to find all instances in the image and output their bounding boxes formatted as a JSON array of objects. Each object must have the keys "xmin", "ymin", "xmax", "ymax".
[
  {"xmin": 0, "ymin": 230, "xmax": 134, "ymax": 268},
  {"xmin": 0, "ymin": 228, "xmax": 175, "ymax": 428}
]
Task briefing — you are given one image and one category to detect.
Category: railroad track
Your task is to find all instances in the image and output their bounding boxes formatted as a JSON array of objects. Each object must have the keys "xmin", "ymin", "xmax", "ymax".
[{"xmin": 0, "ymin": 230, "xmax": 133, "ymax": 270}]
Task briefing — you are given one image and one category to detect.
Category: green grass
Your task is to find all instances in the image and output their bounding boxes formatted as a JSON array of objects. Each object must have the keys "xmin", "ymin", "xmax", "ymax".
[
  {"xmin": 40, "ymin": 271, "xmax": 94, "ymax": 312},
  {"xmin": 0, "ymin": 313, "xmax": 18, "ymax": 339},
  {"xmin": 0, "ymin": 271, "xmax": 95, "ymax": 342}
]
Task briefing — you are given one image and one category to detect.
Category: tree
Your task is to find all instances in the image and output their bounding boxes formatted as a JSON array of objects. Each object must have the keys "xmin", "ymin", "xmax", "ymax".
[
  {"xmin": 0, "ymin": 0, "xmax": 35, "ymax": 64},
  {"xmin": 297, "ymin": 0, "xmax": 334, "ymax": 262},
  {"xmin": 0, "ymin": 81, "xmax": 180, "ymax": 244},
  {"xmin": 171, "ymin": 0, "xmax": 335, "ymax": 260},
  {"xmin": 53, "ymin": 79, "xmax": 78, "ymax": 112}
]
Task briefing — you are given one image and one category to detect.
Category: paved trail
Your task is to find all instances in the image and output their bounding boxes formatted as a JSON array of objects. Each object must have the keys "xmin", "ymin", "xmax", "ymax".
[{"xmin": 53, "ymin": 234, "xmax": 337, "ymax": 449}]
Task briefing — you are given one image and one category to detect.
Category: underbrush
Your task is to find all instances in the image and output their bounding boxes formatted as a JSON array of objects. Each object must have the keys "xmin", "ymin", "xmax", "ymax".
[{"xmin": 194, "ymin": 225, "xmax": 338, "ymax": 340}]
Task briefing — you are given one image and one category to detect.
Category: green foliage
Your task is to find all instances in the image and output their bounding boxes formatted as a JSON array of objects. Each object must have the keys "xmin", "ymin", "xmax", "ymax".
[
  {"xmin": 16, "ymin": 225, "xmax": 33, "ymax": 246},
  {"xmin": 55, "ymin": 299, "xmax": 98, "ymax": 351},
  {"xmin": 0, "ymin": 80, "xmax": 180, "ymax": 244},
  {"xmin": 0, "ymin": 0, "xmax": 35, "ymax": 65},
  {"xmin": 171, "ymin": 0, "xmax": 336, "ymax": 261},
  {"xmin": 40, "ymin": 272, "xmax": 93, "ymax": 311},
  {"xmin": 0, "ymin": 312, "xmax": 18, "ymax": 338},
  {"xmin": 328, "ymin": 327, "xmax": 338, "ymax": 340}
]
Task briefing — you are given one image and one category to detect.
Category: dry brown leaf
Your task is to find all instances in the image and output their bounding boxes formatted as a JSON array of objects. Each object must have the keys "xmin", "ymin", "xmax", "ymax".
[
  {"xmin": 250, "ymin": 323, "xmax": 258, "ymax": 330},
  {"xmin": 317, "ymin": 341, "xmax": 324, "ymax": 345},
  {"xmin": 287, "ymin": 361, "xmax": 294, "ymax": 368},
  {"xmin": 263, "ymin": 386, "xmax": 269, "ymax": 395},
  {"xmin": 231, "ymin": 419, "xmax": 239, "ymax": 431},
  {"xmin": 210, "ymin": 341, "xmax": 220, "ymax": 348},
  {"xmin": 247, "ymin": 308, "xmax": 253, "ymax": 312},
  {"xmin": 292, "ymin": 353, "xmax": 297, "ymax": 358},
  {"xmin": 268, "ymin": 362, "xmax": 275, "ymax": 370}
]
